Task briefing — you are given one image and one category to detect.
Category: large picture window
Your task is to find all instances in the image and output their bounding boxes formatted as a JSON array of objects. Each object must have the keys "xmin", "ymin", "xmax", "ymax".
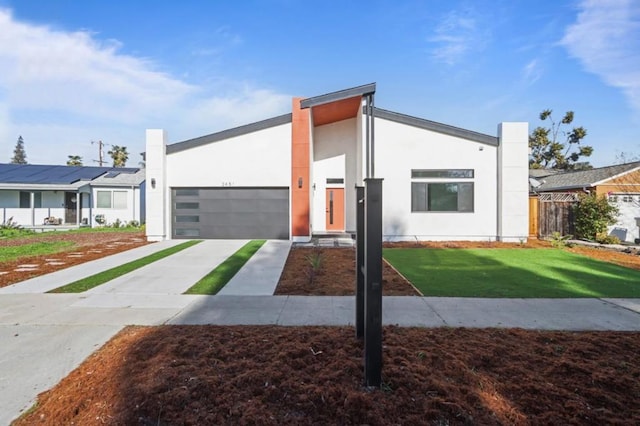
[
  {"xmin": 411, "ymin": 169, "xmax": 474, "ymax": 212},
  {"xmin": 96, "ymin": 190, "xmax": 128, "ymax": 209}
]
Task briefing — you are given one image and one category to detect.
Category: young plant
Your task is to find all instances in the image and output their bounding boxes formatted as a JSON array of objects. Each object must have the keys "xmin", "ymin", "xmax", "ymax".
[
  {"xmin": 305, "ymin": 247, "xmax": 324, "ymax": 285},
  {"xmin": 550, "ymin": 231, "xmax": 572, "ymax": 248}
]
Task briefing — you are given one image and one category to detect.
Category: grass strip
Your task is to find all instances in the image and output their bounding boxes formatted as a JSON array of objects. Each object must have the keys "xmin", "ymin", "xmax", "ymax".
[
  {"xmin": 49, "ymin": 240, "xmax": 202, "ymax": 293},
  {"xmin": 184, "ymin": 240, "xmax": 266, "ymax": 295},
  {"xmin": 384, "ymin": 247, "xmax": 640, "ymax": 298},
  {"xmin": 0, "ymin": 241, "xmax": 75, "ymax": 263}
]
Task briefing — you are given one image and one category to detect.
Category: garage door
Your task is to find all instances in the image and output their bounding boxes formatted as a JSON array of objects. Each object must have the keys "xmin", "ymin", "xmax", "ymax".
[{"xmin": 172, "ymin": 187, "xmax": 289, "ymax": 239}]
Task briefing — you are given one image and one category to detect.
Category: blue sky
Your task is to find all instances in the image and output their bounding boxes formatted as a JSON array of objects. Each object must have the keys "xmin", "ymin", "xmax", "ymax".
[{"xmin": 0, "ymin": 0, "xmax": 638, "ymax": 167}]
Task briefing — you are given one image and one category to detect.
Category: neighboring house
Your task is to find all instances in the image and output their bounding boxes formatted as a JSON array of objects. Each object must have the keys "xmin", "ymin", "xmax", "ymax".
[
  {"xmin": 145, "ymin": 83, "xmax": 529, "ymax": 242},
  {"xmin": 530, "ymin": 162, "xmax": 640, "ymax": 242},
  {"xmin": 0, "ymin": 163, "xmax": 145, "ymax": 228}
]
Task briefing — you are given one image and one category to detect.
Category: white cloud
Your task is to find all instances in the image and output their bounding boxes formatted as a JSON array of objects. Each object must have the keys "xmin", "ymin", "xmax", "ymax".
[
  {"xmin": 429, "ymin": 8, "xmax": 489, "ymax": 65},
  {"xmin": 0, "ymin": 8, "xmax": 290, "ymax": 164},
  {"xmin": 522, "ymin": 59, "xmax": 543, "ymax": 85},
  {"xmin": 561, "ymin": 0, "xmax": 640, "ymax": 113}
]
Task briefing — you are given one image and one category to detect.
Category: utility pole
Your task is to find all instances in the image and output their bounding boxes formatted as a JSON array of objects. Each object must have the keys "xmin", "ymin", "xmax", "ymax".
[{"xmin": 91, "ymin": 140, "xmax": 108, "ymax": 166}]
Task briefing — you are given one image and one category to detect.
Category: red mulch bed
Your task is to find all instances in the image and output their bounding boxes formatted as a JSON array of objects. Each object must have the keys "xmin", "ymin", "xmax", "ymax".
[
  {"xmin": 274, "ymin": 247, "xmax": 419, "ymax": 296},
  {"xmin": 0, "ymin": 230, "xmax": 148, "ymax": 288},
  {"xmin": 14, "ymin": 325, "xmax": 640, "ymax": 425}
]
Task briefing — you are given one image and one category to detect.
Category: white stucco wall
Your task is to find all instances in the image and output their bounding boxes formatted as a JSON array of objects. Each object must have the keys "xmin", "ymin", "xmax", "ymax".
[
  {"xmin": 312, "ymin": 118, "xmax": 358, "ymax": 232},
  {"xmin": 166, "ymin": 123, "xmax": 292, "ymax": 188},
  {"xmin": 91, "ymin": 186, "xmax": 141, "ymax": 226},
  {"xmin": 146, "ymin": 129, "xmax": 168, "ymax": 241},
  {"xmin": 497, "ymin": 122, "xmax": 529, "ymax": 242},
  {"xmin": 374, "ymin": 117, "xmax": 499, "ymax": 241}
]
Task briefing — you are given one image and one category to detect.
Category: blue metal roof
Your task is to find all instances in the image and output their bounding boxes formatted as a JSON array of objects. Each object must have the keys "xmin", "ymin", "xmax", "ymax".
[{"xmin": 0, "ymin": 164, "xmax": 139, "ymax": 185}]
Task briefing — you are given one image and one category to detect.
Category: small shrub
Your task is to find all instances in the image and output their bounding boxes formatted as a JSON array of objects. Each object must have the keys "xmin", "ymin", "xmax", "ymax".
[
  {"xmin": 127, "ymin": 220, "xmax": 140, "ymax": 228},
  {"xmin": 595, "ymin": 233, "xmax": 621, "ymax": 245},
  {"xmin": 110, "ymin": 218, "xmax": 122, "ymax": 228},
  {"xmin": 550, "ymin": 232, "xmax": 572, "ymax": 248},
  {"xmin": 573, "ymin": 194, "xmax": 619, "ymax": 241},
  {"xmin": 1, "ymin": 216, "xmax": 21, "ymax": 230}
]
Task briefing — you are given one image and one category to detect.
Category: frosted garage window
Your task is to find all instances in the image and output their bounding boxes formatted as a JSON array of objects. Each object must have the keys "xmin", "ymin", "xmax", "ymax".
[
  {"xmin": 176, "ymin": 215, "xmax": 200, "ymax": 223},
  {"xmin": 176, "ymin": 202, "xmax": 199, "ymax": 209},
  {"xmin": 175, "ymin": 229, "xmax": 200, "ymax": 237},
  {"xmin": 97, "ymin": 191, "xmax": 111, "ymax": 208},
  {"xmin": 176, "ymin": 189, "xmax": 199, "ymax": 196},
  {"xmin": 113, "ymin": 191, "xmax": 127, "ymax": 209}
]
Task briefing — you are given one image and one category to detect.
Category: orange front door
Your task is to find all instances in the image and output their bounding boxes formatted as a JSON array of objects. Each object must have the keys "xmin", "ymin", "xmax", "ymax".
[{"xmin": 325, "ymin": 188, "xmax": 345, "ymax": 231}]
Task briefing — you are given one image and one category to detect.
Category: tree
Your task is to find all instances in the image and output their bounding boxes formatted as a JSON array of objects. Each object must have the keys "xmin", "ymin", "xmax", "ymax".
[
  {"xmin": 66, "ymin": 155, "xmax": 83, "ymax": 166},
  {"xmin": 11, "ymin": 136, "xmax": 28, "ymax": 164},
  {"xmin": 529, "ymin": 109, "xmax": 592, "ymax": 170},
  {"xmin": 573, "ymin": 193, "xmax": 618, "ymax": 242},
  {"xmin": 107, "ymin": 145, "xmax": 129, "ymax": 167}
]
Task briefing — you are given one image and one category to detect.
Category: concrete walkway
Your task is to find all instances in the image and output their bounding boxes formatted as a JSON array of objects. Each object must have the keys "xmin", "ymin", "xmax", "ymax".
[{"xmin": 1, "ymin": 239, "xmax": 640, "ymax": 424}]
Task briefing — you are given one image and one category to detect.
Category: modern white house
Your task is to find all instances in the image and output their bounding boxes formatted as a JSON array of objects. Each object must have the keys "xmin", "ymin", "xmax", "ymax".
[
  {"xmin": 0, "ymin": 164, "xmax": 145, "ymax": 228},
  {"xmin": 146, "ymin": 83, "xmax": 529, "ymax": 242}
]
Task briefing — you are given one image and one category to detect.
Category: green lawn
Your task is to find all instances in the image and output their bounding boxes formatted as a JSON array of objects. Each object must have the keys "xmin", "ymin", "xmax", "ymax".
[
  {"xmin": 0, "ymin": 241, "xmax": 75, "ymax": 263},
  {"xmin": 50, "ymin": 240, "xmax": 202, "ymax": 293},
  {"xmin": 383, "ymin": 248, "xmax": 640, "ymax": 298},
  {"xmin": 184, "ymin": 240, "xmax": 266, "ymax": 295}
]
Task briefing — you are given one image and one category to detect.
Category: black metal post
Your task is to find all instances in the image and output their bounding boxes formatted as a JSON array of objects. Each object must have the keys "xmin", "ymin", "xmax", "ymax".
[
  {"xmin": 355, "ymin": 185, "xmax": 365, "ymax": 338},
  {"xmin": 364, "ymin": 178, "xmax": 383, "ymax": 387}
]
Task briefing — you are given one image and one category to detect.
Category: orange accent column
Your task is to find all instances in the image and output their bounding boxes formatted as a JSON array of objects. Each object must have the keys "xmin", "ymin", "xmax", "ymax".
[{"xmin": 291, "ymin": 97, "xmax": 311, "ymax": 237}]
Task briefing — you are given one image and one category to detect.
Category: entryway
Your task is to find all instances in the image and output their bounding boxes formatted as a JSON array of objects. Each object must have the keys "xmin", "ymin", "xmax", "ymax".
[{"xmin": 64, "ymin": 192, "xmax": 78, "ymax": 224}]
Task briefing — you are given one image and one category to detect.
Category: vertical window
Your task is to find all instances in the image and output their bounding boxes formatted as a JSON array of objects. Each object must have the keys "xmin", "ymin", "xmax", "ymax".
[
  {"xmin": 19, "ymin": 191, "xmax": 30, "ymax": 208},
  {"xmin": 113, "ymin": 191, "xmax": 127, "ymax": 209},
  {"xmin": 34, "ymin": 192, "xmax": 42, "ymax": 208},
  {"xmin": 97, "ymin": 191, "xmax": 112, "ymax": 208}
]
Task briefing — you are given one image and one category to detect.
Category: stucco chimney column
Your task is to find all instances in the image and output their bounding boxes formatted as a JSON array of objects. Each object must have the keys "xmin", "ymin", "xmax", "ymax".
[
  {"xmin": 497, "ymin": 122, "xmax": 529, "ymax": 242},
  {"xmin": 145, "ymin": 129, "xmax": 167, "ymax": 241}
]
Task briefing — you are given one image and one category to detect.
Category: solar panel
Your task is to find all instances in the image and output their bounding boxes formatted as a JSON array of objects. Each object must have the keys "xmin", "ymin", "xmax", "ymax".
[{"xmin": 0, "ymin": 164, "xmax": 140, "ymax": 184}]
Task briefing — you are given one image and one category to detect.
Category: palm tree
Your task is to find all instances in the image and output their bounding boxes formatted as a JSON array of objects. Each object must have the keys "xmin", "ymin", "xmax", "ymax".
[
  {"xmin": 107, "ymin": 145, "xmax": 129, "ymax": 167},
  {"xmin": 66, "ymin": 155, "xmax": 83, "ymax": 166}
]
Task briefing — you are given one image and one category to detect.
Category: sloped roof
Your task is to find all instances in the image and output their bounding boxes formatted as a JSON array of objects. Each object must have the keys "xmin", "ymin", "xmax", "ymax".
[
  {"xmin": 167, "ymin": 114, "xmax": 292, "ymax": 154},
  {"xmin": 374, "ymin": 108, "xmax": 498, "ymax": 146},
  {"xmin": 0, "ymin": 163, "xmax": 140, "ymax": 185},
  {"xmin": 535, "ymin": 162, "xmax": 640, "ymax": 191},
  {"xmin": 90, "ymin": 169, "xmax": 145, "ymax": 186}
]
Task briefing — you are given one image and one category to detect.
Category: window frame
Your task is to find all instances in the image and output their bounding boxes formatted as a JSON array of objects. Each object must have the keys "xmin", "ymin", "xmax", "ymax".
[{"xmin": 411, "ymin": 169, "xmax": 475, "ymax": 213}]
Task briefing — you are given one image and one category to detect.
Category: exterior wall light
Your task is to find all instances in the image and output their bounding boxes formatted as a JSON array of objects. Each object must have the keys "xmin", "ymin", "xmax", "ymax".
[
  {"xmin": 151, "ymin": 178, "xmax": 156, "ymax": 189},
  {"xmin": 298, "ymin": 177, "xmax": 303, "ymax": 188}
]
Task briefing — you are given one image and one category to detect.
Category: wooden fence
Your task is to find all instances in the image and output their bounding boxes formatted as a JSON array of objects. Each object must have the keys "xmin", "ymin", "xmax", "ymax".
[{"xmin": 529, "ymin": 193, "xmax": 578, "ymax": 238}]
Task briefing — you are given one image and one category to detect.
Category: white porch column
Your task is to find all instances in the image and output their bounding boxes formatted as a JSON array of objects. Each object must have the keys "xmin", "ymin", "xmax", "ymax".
[
  {"xmin": 146, "ymin": 129, "xmax": 168, "ymax": 241},
  {"xmin": 497, "ymin": 122, "xmax": 529, "ymax": 242}
]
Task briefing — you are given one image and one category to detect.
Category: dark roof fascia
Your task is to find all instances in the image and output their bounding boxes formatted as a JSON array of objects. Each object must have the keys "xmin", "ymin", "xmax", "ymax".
[
  {"xmin": 373, "ymin": 107, "xmax": 499, "ymax": 146},
  {"xmin": 300, "ymin": 83, "xmax": 376, "ymax": 109},
  {"xmin": 167, "ymin": 113, "xmax": 293, "ymax": 155}
]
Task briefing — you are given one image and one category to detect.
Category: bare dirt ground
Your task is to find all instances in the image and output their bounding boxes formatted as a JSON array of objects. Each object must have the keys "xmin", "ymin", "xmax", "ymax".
[
  {"xmin": 8, "ymin": 238, "xmax": 640, "ymax": 424},
  {"xmin": 0, "ymin": 230, "xmax": 148, "ymax": 288},
  {"xmin": 15, "ymin": 325, "xmax": 640, "ymax": 425}
]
